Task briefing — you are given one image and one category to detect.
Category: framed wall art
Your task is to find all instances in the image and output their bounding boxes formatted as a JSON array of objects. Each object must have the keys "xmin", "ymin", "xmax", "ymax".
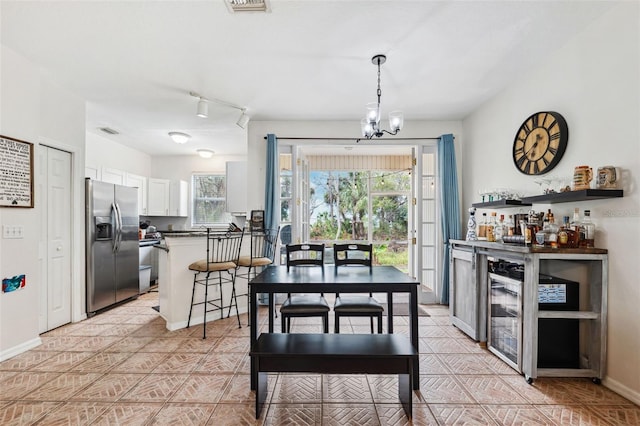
[{"xmin": 0, "ymin": 135, "xmax": 34, "ymax": 208}]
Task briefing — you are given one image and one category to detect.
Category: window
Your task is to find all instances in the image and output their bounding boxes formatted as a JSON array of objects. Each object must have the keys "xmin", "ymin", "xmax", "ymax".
[{"xmin": 191, "ymin": 174, "xmax": 231, "ymax": 226}]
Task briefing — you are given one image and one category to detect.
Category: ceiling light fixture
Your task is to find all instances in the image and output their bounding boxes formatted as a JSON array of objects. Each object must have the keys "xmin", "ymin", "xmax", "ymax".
[
  {"xmin": 168, "ymin": 131, "xmax": 191, "ymax": 144},
  {"xmin": 196, "ymin": 98, "xmax": 208, "ymax": 118},
  {"xmin": 189, "ymin": 91, "xmax": 249, "ymax": 126},
  {"xmin": 360, "ymin": 54, "xmax": 404, "ymax": 139},
  {"xmin": 196, "ymin": 149, "xmax": 215, "ymax": 159}
]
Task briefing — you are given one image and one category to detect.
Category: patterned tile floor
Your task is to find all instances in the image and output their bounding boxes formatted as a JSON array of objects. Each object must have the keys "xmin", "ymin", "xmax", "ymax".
[{"xmin": 0, "ymin": 291, "xmax": 638, "ymax": 425}]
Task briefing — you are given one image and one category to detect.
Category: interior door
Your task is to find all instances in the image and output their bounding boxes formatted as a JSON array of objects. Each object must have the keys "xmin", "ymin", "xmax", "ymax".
[{"xmin": 39, "ymin": 146, "xmax": 72, "ymax": 332}]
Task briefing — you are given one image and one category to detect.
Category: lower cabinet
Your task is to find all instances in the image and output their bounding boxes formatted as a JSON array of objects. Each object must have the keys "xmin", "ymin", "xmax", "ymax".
[{"xmin": 449, "ymin": 240, "xmax": 607, "ymax": 383}]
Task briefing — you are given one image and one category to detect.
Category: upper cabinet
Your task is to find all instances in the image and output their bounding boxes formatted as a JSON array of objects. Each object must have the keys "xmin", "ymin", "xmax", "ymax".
[
  {"xmin": 226, "ymin": 161, "xmax": 247, "ymax": 214},
  {"xmin": 125, "ymin": 173, "xmax": 148, "ymax": 216},
  {"xmin": 147, "ymin": 178, "xmax": 170, "ymax": 216},
  {"xmin": 147, "ymin": 178, "xmax": 188, "ymax": 217},
  {"xmin": 170, "ymin": 180, "xmax": 189, "ymax": 217},
  {"xmin": 101, "ymin": 167, "xmax": 125, "ymax": 185}
]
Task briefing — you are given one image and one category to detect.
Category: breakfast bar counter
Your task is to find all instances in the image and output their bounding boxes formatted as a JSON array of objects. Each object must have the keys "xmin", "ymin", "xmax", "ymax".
[{"xmin": 157, "ymin": 231, "xmax": 250, "ymax": 330}]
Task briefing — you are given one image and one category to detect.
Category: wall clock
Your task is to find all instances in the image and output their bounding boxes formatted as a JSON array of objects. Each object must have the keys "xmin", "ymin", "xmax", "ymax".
[{"xmin": 512, "ymin": 111, "xmax": 568, "ymax": 175}]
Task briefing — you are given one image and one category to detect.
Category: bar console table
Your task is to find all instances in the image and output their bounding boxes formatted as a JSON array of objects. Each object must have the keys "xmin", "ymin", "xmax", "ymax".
[{"xmin": 449, "ymin": 240, "xmax": 607, "ymax": 384}]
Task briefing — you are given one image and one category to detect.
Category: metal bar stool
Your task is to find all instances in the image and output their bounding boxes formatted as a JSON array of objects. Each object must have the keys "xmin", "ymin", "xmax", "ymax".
[
  {"xmin": 234, "ymin": 226, "xmax": 280, "ymax": 326},
  {"xmin": 187, "ymin": 228, "xmax": 244, "ymax": 338}
]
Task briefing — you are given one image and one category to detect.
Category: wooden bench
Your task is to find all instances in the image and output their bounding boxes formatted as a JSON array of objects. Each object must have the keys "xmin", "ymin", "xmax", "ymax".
[{"xmin": 250, "ymin": 333, "xmax": 418, "ymax": 419}]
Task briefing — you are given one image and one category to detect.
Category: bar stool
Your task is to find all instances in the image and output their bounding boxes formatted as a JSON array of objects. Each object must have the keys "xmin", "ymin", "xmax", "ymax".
[
  {"xmin": 234, "ymin": 226, "xmax": 280, "ymax": 325},
  {"xmin": 187, "ymin": 228, "xmax": 244, "ymax": 338}
]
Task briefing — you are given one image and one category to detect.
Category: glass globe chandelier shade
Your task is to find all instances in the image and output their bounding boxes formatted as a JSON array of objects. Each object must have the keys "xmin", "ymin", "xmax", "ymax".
[{"xmin": 360, "ymin": 54, "xmax": 404, "ymax": 139}]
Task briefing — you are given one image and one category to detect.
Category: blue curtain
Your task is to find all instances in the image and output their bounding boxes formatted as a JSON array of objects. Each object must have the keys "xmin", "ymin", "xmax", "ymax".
[
  {"xmin": 264, "ymin": 134, "xmax": 278, "ymax": 232},
  {"xmin": 437, "ymin": 134, "xmax": 461, "ymax": 305}
]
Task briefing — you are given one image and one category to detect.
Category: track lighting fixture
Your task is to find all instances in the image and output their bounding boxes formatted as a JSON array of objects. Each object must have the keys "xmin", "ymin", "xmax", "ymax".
[
  {"xmin": 196, "ymin": 98, "xmax": 208, "ymax": 118},
  {"xmin": 236, "ymin": 110, "xmax": 250, "ymax": 129}
]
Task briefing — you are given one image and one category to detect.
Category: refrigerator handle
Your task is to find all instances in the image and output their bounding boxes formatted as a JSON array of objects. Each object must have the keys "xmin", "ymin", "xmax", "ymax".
[
  {"xmin": 112, "ymin": 202, "xmax": 121, "ymax": 253},
  {"xmin": 116, "ymin": 202, "xmax": 124, "ymax": 252}
]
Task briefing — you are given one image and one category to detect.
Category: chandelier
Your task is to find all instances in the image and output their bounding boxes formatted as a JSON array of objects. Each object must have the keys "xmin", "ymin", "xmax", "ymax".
[{"xmin": 360, "ymin": 54, "xmax": 404, "ymax": 139}]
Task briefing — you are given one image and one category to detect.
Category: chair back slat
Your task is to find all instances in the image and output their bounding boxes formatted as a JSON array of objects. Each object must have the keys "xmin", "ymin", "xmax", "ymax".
[
  {"xmin": 249, "ymin": 227, "xmax": 280, "ymax": 261},
  {"xmin": 286, "ymin": 243, "xmax": 325, "ymax": 270},
  {"xmin": 333, "ymin": 243, "xmax": 373, "ymax": 269},
  {"xmin": 206, "ymin": 228, "xmax": 244, "ymax": 265}
]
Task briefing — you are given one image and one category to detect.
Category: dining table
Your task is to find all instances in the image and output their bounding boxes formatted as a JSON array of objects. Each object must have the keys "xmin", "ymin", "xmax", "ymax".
[{"xmin": 248, "ymin": 264, "xmax": 421, "ymax": 390}]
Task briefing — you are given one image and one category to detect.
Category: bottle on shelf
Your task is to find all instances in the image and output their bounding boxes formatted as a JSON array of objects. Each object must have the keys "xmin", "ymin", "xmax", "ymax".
[
  {"xmin": 478, "ymin": 212, "xmax": 488, "ymax": 240},
  {"xmin": 546, "ymin": 211, "xmax": 559, "ymax": 248},
  {"xmin": 570, "ymin": 207, "xmax": 585, "ymax": 247},
  {"xmin": 495, "ymin": 214, "xmax": 505, "ymax": 243},
  {"xmin": 558, "ymin": 216, "xmax": 570, "ymax": 248},
  {"xmin": 486, "ymin": 212, "xmax": 497, "ymax": 242},
  {"xmin": 506, "ymin": 214, "xmax": 515, "ymax": 236},
  {"xmin": 581, "ymin": 210, "xmax": 595, "ymax": 248}
]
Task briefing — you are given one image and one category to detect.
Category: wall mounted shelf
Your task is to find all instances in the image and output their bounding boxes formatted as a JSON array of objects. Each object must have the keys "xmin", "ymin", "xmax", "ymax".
[
  {"xmin": 472, "ymin": 199, "xmax": 531, "ymax": 208},
  {"xmin": 520, "ymin": 189, "xmax": 623, "ymax": 204}
]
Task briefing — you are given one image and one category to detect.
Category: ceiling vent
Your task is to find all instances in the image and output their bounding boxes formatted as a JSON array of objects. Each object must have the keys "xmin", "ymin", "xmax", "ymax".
[
  {"xmin": 226, "ymin": 0, "xmax": 269, "ymax": 13},
  {"xmin": 98, "ymin": 127, "xmax": 119, "ymax": 135}
]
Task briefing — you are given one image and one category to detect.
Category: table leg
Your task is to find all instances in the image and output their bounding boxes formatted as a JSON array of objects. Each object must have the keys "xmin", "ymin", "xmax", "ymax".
[
  {"xmin": 268, "ymin": 293, "xmax": 274, "ymax": 333},
  {"xmin": 250, "ymin": 288, "xmax": 258, "ymax": 390},
  {"xmin": 387, "ymin": 292, "xmax": 394, "ymax": 334},
  {"xmin": 410, "ymin": 286, "xmax": 419, "ymax": 389}
]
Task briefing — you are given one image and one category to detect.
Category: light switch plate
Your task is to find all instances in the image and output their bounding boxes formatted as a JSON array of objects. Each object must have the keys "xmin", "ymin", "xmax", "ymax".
[{"xmin": 2, "ymin": 225, "xmax": 24, "ymax": 239}]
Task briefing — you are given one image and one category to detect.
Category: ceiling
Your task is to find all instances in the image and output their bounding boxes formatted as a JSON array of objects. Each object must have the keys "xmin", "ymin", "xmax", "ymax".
[{"xmin": 0, "ymin": 1, "xmax": 614, "ymax": 157}]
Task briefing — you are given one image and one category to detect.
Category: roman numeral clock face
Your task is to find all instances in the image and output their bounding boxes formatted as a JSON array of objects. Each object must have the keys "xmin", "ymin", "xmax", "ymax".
[{"xmin": 513, "ymin": 111, "xmax": 568, "ymax": 175}]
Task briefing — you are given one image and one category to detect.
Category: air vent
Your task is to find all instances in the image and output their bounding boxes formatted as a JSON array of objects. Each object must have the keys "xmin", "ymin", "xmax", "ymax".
[
  {"xmin": 98, "ymin": 127, "xmax": 119, "ymax": 135},
  {"xmin": 226, "ymin": 0, "xmax": 269, "ymax": 13}
]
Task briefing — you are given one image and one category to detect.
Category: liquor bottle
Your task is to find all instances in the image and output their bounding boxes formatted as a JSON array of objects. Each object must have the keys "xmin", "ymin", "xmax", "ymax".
[
  {"xmin": 570, "ymin": 208, "xmax": 584, "ymax": 247},
  {"xmin": 486, "ymin": 212, "xmax": 497, "ymax": 242},
  {"xmin": 547, "ymin": 213, "xmax": 559, "ymax": 248},
  {"xmin": 495, "ymin": 214, "xmax": 505, "ymax": 243},
  {"xmin": 558, "ymin": 216, "xmax": 570, "ymax": 247},
  {"xmin": 478, "ymin": 213, "xmax": 487, "ymax": 240},
  {"xmin": 506, "ymin": 215, "xmax": 515, "ymax": 236},
  {"xmin": 581, "ymin": 210, "xmax": 595, "ymax": 248}
]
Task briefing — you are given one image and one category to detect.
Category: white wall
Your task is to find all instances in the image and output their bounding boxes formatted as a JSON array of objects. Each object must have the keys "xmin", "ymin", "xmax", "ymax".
[
  {"xmin": 86, "ymin": 132, "xmax": 152, "ymax": 178},
  {"xmin": 0, "ymin": 46, "xmax": 86, "ymax": 358},
  {"xmin": 462, "ymin": 3, "xmax": 640, "ymax": 402}
]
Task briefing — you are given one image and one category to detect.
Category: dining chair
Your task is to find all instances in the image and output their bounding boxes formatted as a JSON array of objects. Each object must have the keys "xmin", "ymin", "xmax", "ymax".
[
  {"xmin": 235, "ymin": 226, "xmax": 280, "ymax": 325},
  {"xmin": 279, "ymin": 243, "xmax": 330, "ymax": 333},
  {"xmin": 187, "ymin": 229, "xmax": 244, "ymax": 338},
  {"xmin": 333, "ymin": 243, "xmax": 384, "ymax": 334}
]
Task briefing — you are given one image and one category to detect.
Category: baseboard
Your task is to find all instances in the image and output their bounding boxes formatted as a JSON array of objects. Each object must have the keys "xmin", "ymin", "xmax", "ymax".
[
  {"xmin": 603, "ymin": 376, "xmax": 640, "ymax": 406},
  {"xmin": 0, "ymin": 337, "xmax": 42, "ymax": 362}
]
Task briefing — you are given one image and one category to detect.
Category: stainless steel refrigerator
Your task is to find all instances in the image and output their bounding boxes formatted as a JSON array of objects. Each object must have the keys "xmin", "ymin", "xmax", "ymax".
[{"xmin": 86, "ymin": 179, "xmax": 139, "ymax": 314}]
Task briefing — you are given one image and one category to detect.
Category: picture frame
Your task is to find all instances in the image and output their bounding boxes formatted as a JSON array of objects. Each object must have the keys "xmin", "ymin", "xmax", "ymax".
[
  {"xmin": 250, "ymin": 209, "xmax": 265, "ymax": 231},
  {"xmin": 0, "ymin": 135, "xmax": 34, "ymax": 208}
]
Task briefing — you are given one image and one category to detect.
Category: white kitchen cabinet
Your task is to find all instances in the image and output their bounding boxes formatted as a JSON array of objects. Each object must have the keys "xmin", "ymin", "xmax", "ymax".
[
  {"xmin": 85, "ymin": 165, "xmax": 100, "ymax": 180},
  {"xmin": 147, "ymin": 178, "xmax": 170, "ymax": 216},
  {"xmin": 125, "ymin": 173, "xmax": 148, "ymax": 216},
  {"xmin": 226, "ymin": 161, "xmax": 247, "ymax": 214},
  {"xmin": 101, "ymin": 167, "xmax": 125, "ymax": 185},
  {"xmin": 147, "ymin": 178, "xmax": 187, "ymax": 217},
  {"xmin": 170, "ymin": 180, "xmax": 189, "ymax": 217}
]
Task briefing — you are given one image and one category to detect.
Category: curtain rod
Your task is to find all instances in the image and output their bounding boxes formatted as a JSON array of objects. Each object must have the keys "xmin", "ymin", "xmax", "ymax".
[{"xmin": 263, "ymin": 136, "xmax": 440, "ymax": 141}]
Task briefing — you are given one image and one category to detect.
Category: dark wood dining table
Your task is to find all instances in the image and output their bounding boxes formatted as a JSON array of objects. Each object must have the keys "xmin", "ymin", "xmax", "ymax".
[{"xmin": 249, "ymin": 264, "xmax": 420, "ymax": 389}]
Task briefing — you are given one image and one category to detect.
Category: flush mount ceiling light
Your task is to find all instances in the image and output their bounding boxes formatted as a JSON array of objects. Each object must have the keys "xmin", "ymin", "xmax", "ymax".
[
  {"xmin": 168, "ymin": 132, "xmax": 191, "ymax": 144},
  {"xmin": 360, "ymin": 54, "xmax": 404, "ymax": 139},
  {"xmin": 189, "ymin": 91, "xmax": 249, "ymax": 126},
  {"xmin": 196, "ymin": 149, "xmax": 215, "ymax": 159}
]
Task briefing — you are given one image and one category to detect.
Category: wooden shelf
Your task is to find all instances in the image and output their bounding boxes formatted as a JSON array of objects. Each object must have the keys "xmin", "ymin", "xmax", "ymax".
[
  {"xmin": 472, "ymin": 199, "xmax": 531, "ymax": 208},
  {"xmin": 520, "ymin": 189, "xmax": 623, "ymax": 204}
]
